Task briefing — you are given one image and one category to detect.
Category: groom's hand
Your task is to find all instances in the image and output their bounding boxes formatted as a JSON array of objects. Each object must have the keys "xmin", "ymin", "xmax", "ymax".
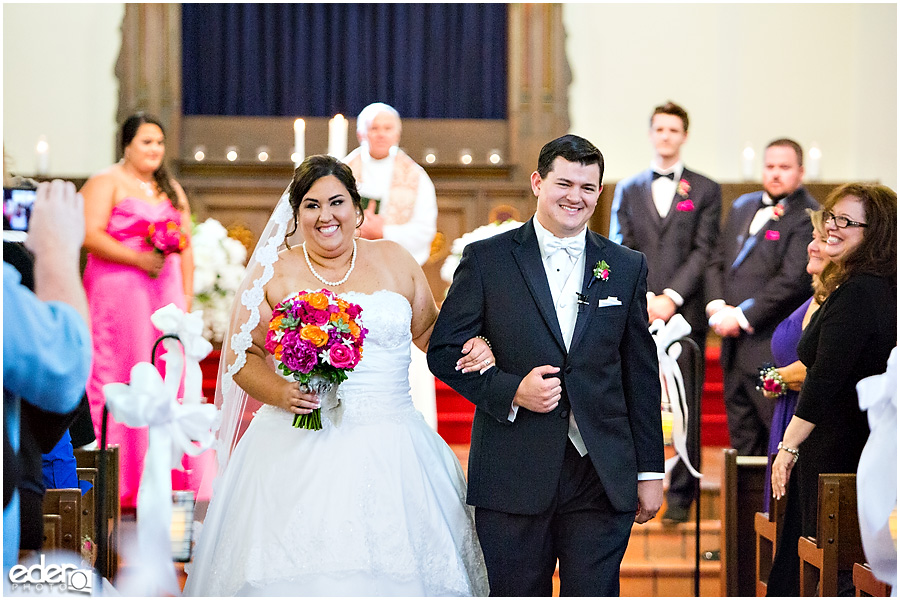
[
  {"xmin": 512, "ymin": 365, "xmax": 562, "ymax": 413},
  {"xmin": 634, "ymin": 479, "xmax": 664, "ymax": 524}
]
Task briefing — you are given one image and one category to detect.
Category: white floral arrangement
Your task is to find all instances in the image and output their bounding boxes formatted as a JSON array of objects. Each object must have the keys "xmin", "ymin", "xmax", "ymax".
[
  {"xmin": 191, "ymin": 219, "xmax": 248, "ymax": 343},
  {"xmin": 440, "ymin": 219, "xmax": 523, "ymax": 284}
]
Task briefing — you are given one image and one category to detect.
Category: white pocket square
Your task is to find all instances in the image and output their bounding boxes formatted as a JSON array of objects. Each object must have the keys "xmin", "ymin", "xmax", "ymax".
[{"xmin": 598, "ymin": 296, "xmax": 622, "ymax": 308}]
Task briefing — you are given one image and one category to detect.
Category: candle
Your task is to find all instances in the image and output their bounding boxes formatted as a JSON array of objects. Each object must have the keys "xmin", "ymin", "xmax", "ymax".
[
  {"xmin": 293, "ymin": 118, "xmax": 305, "ymax": 167},
  {"xmin": 808, "ymin": 144, "xmax": 822, "ymax": 181},
  {"xmin": 741, "ymin": 143, "xmax": 755, "ymax": 181},
  {"xmin": 35, "ymin": 135, "xmax": 49, "ymax": 176},
  {"xmin": 328, "ymin": 114, "xmax": 348, "ymax": 158}
]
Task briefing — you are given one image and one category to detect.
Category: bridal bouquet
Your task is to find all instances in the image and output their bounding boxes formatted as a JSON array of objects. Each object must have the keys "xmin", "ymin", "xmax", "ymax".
[
  {"xmin": 147, "ymin": 218, "xmax": 188, "ymax": 255},
  {"xmin": 265, "ymin": 290, "xmax": 367, "ymax": 429}
]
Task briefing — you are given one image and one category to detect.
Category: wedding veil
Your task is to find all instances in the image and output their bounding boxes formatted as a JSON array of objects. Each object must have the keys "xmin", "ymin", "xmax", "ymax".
[{"xmin": 212, "ymin": 184, "xmax": 297, "ymax": 475}]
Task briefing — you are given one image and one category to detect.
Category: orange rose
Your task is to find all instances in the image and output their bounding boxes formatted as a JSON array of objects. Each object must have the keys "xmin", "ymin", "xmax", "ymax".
[
  {"xmin": 269, "ymin": 316, "xmax": 284, "ymax": 331},
  {"xmin": 306, "ymin": 293, "xmax": 328, "ymax": 310},
  {"xmin": 300, "ymin": 324, "xmax": 329, "ymax": 347},
  {"xmin": 348, "ymin": 321, "xmax": 360, "ymax": 337},
  {"xmin": 337, "ymin": 298, "xmax": 349, "ymax": 311}
]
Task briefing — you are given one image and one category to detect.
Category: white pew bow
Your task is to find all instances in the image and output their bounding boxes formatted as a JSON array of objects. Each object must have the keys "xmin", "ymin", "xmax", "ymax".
[
  {"xmin": 150, "ymin": 303, "xmax": 213, "ymax": 405},
  {"xmin": 855, "ymin": 346, "xmax": 897, "ymax": 590},
  {"xmin": 650, "ymin": 314, "xmax": 702, "ymax": 478},
  {"xmin": 102, "ymin": 305, "xmax": 219, "ymax": 596}
]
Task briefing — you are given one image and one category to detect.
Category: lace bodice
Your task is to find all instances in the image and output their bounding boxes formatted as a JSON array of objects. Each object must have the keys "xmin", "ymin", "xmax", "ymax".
[{"xmin": 266, "ymin": 289, "xmax": 416, "ymax": 426}]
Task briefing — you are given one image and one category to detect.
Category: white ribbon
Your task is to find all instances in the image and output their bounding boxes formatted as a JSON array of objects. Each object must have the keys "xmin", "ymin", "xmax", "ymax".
[
  {"xmin": 650, "ymin": 314, "xmax": 702, "ymax": 478},
  {"xmin": 102, "ymin": 305, "xmax": 219, "ymax": 596},
  {"xmin": 855, "ymin": 346, "xmax": 897, "ymax": 590},
  {"xmin": 151, "ymin": 303, "xmax": 213, "ymax": 405}
]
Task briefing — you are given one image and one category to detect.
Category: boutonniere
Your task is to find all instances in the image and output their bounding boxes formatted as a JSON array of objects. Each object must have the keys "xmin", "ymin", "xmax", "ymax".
[
  {"xmin": 677, "ymin": 179, "xmax": 691, "ymax": 198},
  {"xmin": 588, "ymin": 259, "xmax": 611, "ymax": 288},
  {"xmin": 675, "ymin": 199, "xmax": 695, "ymax": 212},
  {"xmin": 771, "ymin": 202, "xmax": 786, "ymax": 221},
  {"xmin": 765, "ymin": 230, "xmax": 780, "ymax": 241}
]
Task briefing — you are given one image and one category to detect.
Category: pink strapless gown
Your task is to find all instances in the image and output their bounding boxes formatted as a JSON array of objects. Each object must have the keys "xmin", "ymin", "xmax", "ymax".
[{"xmin": 83, "ymin": 197, "xmax": 212, "ymax": 508}]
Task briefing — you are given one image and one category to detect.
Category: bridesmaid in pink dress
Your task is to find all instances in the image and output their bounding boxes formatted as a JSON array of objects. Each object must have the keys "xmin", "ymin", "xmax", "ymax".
[{"xmin": 80, "ymin": 113, "xmax": 208, "ymax": 509}]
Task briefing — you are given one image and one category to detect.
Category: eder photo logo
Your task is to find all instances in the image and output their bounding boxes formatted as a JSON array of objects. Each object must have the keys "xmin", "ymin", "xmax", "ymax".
[{"xmin": 7, "ymin": 554, "xmax": 93, "ymax": 594}]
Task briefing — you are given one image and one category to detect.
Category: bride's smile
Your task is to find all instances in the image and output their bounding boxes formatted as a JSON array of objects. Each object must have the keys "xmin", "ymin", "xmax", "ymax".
[{"xmin": 300, "ymin": 175, "xmax": 358, "ymax": 257}]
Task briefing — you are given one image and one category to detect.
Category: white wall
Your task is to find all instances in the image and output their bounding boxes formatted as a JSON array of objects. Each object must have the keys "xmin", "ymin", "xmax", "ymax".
[
  {"xmin": 2, "ymin": 3, "xmax": 896, "ymax": 190},
  {"xmin": 564, "ymin": 3, "xmax": 898, "ymax": 190},
  {"xmin": 3, "ymin": 3, "xmax": 123, "ymax": 177}
]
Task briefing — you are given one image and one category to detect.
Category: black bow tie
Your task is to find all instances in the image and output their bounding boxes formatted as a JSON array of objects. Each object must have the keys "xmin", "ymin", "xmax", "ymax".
[{"xmin": 652, "ymin": 171, "xmax": 675, "ymax": 181}]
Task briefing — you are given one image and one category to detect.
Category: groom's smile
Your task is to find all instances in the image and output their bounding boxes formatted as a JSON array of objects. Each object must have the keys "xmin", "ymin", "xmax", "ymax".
[{"xmin": 532, "ymin": 156, "xmax": 602, "ymax": 238}]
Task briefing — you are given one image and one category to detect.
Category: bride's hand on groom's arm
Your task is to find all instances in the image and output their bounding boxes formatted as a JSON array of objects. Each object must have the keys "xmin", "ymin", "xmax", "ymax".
[
  {"xmin": 511, "ymin": 365, "xmax": 562, "ymax": 413},
  {"xmin": 456, "ymin": 337, "xmax": 496, "ymax": 375}
]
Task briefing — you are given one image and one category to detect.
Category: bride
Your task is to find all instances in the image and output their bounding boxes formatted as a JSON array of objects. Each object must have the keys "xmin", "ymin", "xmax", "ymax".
[{"xmin": 183, "ymin": 155, "xmax": 491, "ymax": 596}]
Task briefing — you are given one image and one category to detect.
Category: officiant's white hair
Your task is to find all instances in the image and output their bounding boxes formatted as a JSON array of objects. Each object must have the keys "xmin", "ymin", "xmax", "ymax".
[{"xmin": 356, "ymin": 102, "xmax": 401, "ymax": 137}]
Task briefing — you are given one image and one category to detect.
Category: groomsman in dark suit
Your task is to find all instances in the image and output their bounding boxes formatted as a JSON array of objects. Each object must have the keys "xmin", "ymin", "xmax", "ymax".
[
  {"xmin": 609, "ymin": 102, "xmax": 721, "ymax": 524},
  {"xmin": 706, "ymin": 139, "xmax": 818, "ymax": 458},
  {"xmin": 428, "ymin": 135, "xmax": 665, "ymax": 596}
]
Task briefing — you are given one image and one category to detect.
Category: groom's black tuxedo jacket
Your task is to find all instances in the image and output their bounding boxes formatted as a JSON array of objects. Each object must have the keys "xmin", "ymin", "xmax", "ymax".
[
  {"xmin": 428, "ymin": 220, "xmax": 664, "ymax": 515},
  {"xmin": 611, "ymin": 167, "xmax": 721, "ymax": 343}
]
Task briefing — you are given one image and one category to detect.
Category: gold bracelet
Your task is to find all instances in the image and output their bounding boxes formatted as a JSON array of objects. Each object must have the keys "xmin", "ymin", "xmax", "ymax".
[
  {"xmin": 475, "ymin": 335, "xmax": 491, "ymax": 349},
  {"xmin": 777, "ymin": 441, "xmax": 800, "ymax": 463}
]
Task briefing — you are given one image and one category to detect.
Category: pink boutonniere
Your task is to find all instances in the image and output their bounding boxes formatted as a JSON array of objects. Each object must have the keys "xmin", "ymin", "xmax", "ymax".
[
  {"xmin": 588, "ymin": 260, "xmax": 611, "ymax": 288},
  {"xmin": 771, "ymin": 202, "xmax": 786, "ymax": 221},
  {"xmin": 765, "ymin": 230, "xmax": 780, "ymax": 241},
  {"xmin": 677, "ymin": 179, "xmax": 691, "ymax": 198},
  {"xmin": 675, "ymin": 199, "xmax": 695, "ymax": 212}
]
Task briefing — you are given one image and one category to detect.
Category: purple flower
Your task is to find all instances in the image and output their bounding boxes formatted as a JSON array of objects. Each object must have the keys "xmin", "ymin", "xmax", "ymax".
[{"xmin": 280, "ymin": 335, "xmax": 318, "ymax": 374}]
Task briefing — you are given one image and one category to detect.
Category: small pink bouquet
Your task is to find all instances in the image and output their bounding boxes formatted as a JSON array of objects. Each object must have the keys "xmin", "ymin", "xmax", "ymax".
[
  {"xmin": 147, "ymin": 219, "xmax": 188, "ymax": 255},
  {"xmin": 265, "ymin": 289, "xmax": 367, "ymax": 429}
]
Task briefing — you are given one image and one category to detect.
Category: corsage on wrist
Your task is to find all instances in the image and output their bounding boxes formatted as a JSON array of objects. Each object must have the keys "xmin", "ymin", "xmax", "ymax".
[
  {"xmin": 756, "ymin": 363, "xmax": 786, "ymax": 398},
  {"xmin": 777, "ymin": 441, "xmax": 800, "ymax": 463}
]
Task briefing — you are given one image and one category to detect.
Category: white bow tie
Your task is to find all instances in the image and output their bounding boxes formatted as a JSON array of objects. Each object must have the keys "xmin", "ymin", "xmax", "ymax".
[{"xmin": 543, "ymin": 235, "xmax": 585, "ymax": 259}]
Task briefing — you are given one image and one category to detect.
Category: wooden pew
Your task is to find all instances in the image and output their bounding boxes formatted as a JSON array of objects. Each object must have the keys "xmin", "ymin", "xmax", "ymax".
[
  {"xmin": 720, "ymin": 449, "xmax": 768, "ymax": 596},
  {"xmin": 76, "ymin": 467, "xmax": 98, "ymax": 564},
  {"xmin": 74, "ymin": 446, "xmax": 120, "ymax": 580},
  {"xmin": 853, "ymin": 562, "xmax": 892, "ymax": 597},
  {"xmin": 42, "ymin": 489, "xmax": 81, "ymax": 554},
  {"xmin": 754, "ymin": 454, "xmax": 788, "ymax": 596},
  {"xmin": 798, "ymin": 473, "xmax": 865, "ymax": 596}
]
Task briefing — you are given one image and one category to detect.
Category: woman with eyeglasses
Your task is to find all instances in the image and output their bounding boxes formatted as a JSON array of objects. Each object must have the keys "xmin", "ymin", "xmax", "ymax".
[{"xmin": 767, "ymin": 183, "xmax": 897, "ymax": 596}]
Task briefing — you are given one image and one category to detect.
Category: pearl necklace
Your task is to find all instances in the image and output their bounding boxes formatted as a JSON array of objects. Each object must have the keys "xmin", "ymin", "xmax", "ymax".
[
  {"xmin": 303, "ymin": 239, "xmax": 357, "ymax": 286},
  {"xmin": 135, "ymin": 177, "xmax": 156, "ymax": 197}
]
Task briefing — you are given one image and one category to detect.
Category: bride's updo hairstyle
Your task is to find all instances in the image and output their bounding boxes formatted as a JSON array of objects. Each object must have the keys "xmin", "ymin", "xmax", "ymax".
[{"xmin": 285, "ymin": 154, "xmax": 364, "ymax": 244}]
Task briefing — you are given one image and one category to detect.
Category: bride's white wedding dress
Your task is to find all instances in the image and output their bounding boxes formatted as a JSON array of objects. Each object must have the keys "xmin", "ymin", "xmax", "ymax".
[{"xmin": 183, "ymin": 290, "xmax": 489, "ymax": 596}]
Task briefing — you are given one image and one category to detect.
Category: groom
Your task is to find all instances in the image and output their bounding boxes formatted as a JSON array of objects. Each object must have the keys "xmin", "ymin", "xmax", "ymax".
[{"xmin": 428, "ymin": 134, "xmax": 664, "ymax": 596}]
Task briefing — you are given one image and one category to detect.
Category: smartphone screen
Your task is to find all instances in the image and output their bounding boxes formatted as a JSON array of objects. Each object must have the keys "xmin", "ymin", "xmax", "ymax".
[{"xmin": 3, "ymin": 187, "xmax": 37, "ymax": 232}]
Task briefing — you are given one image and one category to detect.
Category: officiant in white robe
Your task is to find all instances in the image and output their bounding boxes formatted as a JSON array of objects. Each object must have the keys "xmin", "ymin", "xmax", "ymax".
[{"xmin": 344, "ymin": 102, "xmax": 439, "ymax": 428}]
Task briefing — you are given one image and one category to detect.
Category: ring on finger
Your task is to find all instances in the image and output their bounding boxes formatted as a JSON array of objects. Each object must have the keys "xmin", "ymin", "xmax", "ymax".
[{"xmin": 483, "ymin": 359, "xmax": 490, "ymax": 366}]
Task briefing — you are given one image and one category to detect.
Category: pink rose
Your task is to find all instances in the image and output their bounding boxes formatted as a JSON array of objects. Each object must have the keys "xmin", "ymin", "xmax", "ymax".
[
  {"xmin": 329, "ymin": 344, "xmax": 359, "ymax": 370},
  {"xmin": 676, "ymin": 200, "xmax": 695, "ymax": 212},
  {"xmin": 765, "ymin": 230, "xmax": 780, "ymax": 241}
]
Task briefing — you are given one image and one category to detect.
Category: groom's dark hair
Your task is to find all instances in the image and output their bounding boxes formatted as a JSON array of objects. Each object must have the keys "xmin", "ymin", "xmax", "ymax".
[{"xmin": 536, "ymin": 135, "xmax": 604, "ymax": 185}]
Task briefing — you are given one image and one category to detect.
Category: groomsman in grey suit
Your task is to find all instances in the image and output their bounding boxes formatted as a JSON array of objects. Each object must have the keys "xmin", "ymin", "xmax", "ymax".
[
  {"xmin": 705, "ymin": 139, "xmax": 818, "ymax": 459},
  {"xmin": 609, "ymin": 101, "xmax": 721, "ymax": 524}
]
